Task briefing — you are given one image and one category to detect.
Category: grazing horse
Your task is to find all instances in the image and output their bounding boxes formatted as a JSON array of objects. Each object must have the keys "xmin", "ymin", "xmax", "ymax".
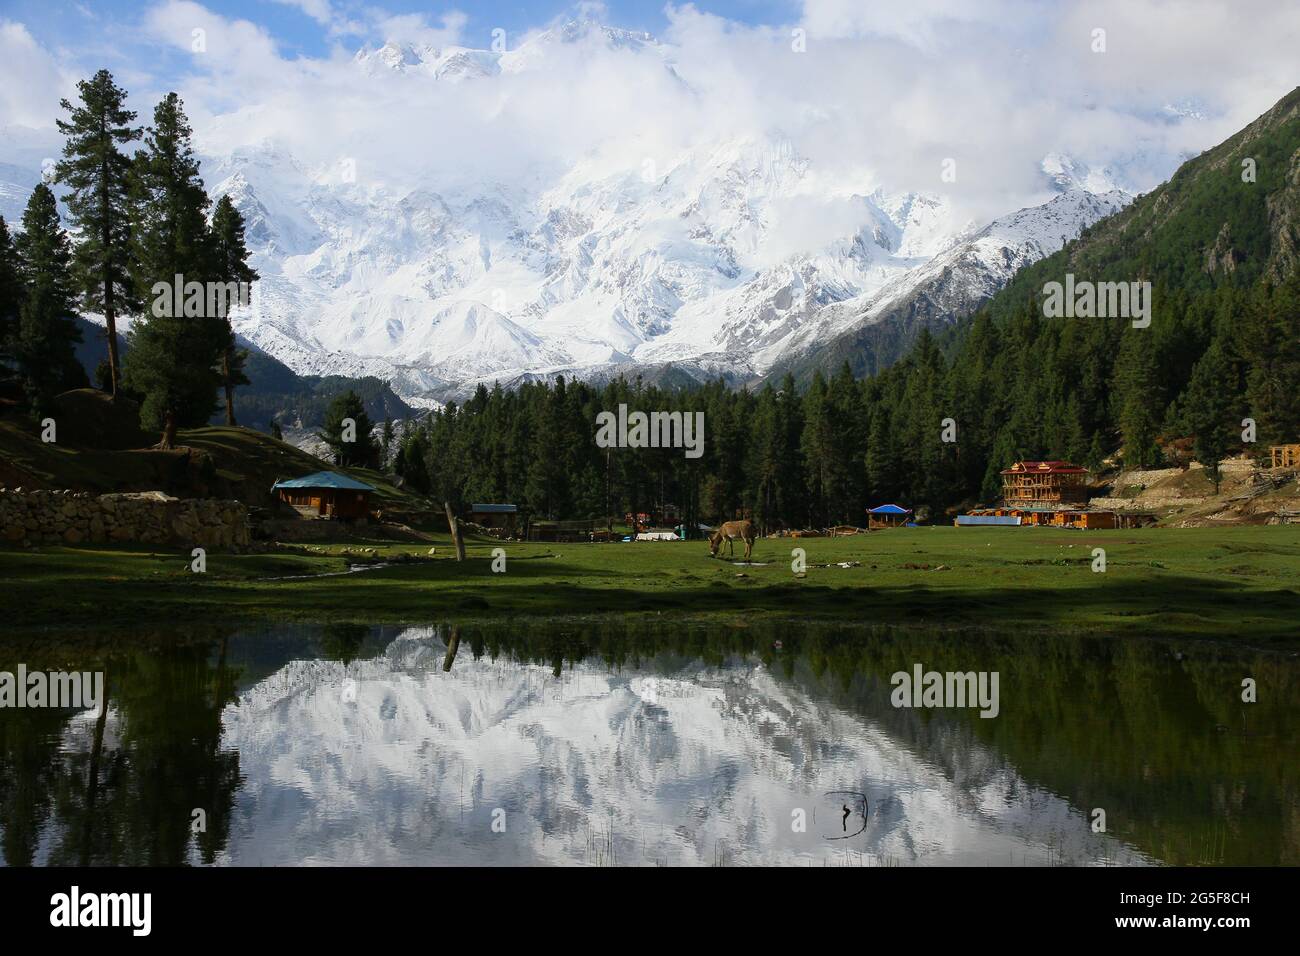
[{"xmin": 709, "ymin": 519, "xmax": 757, "ymax": 561}]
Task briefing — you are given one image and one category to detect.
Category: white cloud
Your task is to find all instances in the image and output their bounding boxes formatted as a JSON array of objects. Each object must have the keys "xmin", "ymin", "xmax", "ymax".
[
  {"xmin": 0, "ymin": 20, "xmax": 79, "ymax": 129},
  {"xmin": 268, "ymin": 0, "xmax": 366, "ymax": 38},
  {"xmin": 2, "ymin": 0, "xmax": 1297, "ymax": 235},
  {"xmin": 799, "ymin": 0, "xmax": 1041, "ymax": 49},
  {"xmin": 371, "ymin": 11, "xmax": 467, "ymax": 49},
  {"xmin": 272, "ymin": 0, "xmax": 333, "ymax": 26}
]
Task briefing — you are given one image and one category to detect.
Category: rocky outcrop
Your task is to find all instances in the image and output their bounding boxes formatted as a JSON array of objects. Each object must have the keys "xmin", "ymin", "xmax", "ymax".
[
  {"xmin": 1203, "ymin": 221, "xmax": 1242, "ymax": 276},
  {"xmin": 0, "ymin": 489, "xmax": 250, "ymax": 550},
  {"xmin": 1091, "ymin": 496, "xmax": 1208, "ymax": 510}
]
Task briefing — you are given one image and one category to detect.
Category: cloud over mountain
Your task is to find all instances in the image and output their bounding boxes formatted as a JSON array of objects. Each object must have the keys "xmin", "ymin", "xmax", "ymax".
[{"xmin": 1, "ymin": 1, "xmax": 1296, "ymax": 400}]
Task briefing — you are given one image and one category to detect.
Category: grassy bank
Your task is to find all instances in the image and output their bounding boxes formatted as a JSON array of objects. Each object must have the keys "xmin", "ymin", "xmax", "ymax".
[
  {"xmin": 3, "ymin": 525, "xmax": 1300, "ymax": 642},
  {"xmin": 0, "ymin": 395, "xmax": 429, "ymax": 512}
]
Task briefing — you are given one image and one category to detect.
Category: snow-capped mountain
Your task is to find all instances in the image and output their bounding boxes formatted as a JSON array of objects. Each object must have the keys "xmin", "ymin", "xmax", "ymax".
[
  {"xmin": 0, "ymin": 20, "xmax": 1139, "ymax": 404},
  {"xmin": 202, "ymin": 22, "xmax": 1134, "ymax": 402},
  {"xmin": 353, "ymin": 21, "xmax": 664, "ymax": 82},
  {"xmin": 760, "ymin": 188, "xmax": 1131, "ymax": 383}
]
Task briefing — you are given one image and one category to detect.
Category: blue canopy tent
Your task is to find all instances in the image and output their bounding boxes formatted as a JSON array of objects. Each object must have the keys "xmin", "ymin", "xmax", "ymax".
[{"xmin": 866, "ymin": 503, "xmax": 913, "ymax": 529}]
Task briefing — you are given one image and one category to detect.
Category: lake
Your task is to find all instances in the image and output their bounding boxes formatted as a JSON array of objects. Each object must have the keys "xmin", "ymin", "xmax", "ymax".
[{"xmin": 1, "ymin": 621, "xmax": 1295, "ymax": 866}]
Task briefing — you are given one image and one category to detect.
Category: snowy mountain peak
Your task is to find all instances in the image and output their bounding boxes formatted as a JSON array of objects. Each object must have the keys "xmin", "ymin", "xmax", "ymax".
[
  {"xmin": 361, "ymin": 40, "xmax": 434, "ymax": 70},
  {"xmin": 353, "ymin": 19, "xmax": 662, "ymax": 83},
  {"xmin": 540, "ymin": 18, "xmax": 658, "ymax": 50},
  {"xmin": 1041, "ymin": 152, "xmax": 1122, "ymax": 195},
  {"xmin": 0, "ymin": 19, "xmax": 1142, "ymax": 406},
  {"xmin": 213, "ymin": 121, "xmax": 1131, "ymax": 403},
  {"xmin": 353, "ymin": 40, "xmax": 502, "ymax": 82}
]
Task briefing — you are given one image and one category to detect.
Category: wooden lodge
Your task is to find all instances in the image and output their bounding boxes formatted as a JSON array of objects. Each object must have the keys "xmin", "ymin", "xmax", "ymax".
[
  {"xmin": 955, "ymin": 459, "xmax": 1154, "ymax": 530},
  {"xmin": 1269, "ymin": 444, "xmax": 1300, "ymax": 469},
  {"xmin": 469, "ymin": 503, "xmax": 518, "ymax": 533},
  {"xmin": 956, "ymin": 506, "xmax": 1156, "ymax": 530},
  {"xmin": 1000, "ymin": 460, "xmax": 1089, "ymax": 507},
  {"xmin": 273, "ymin": 471, "xmax": 375, "ymax": 520}
]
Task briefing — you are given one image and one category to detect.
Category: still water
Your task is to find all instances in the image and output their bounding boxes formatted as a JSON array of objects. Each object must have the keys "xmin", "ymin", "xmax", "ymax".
[{"xmin": 1, "ymin": 622, "xmax": 1295, "ymax": 866}]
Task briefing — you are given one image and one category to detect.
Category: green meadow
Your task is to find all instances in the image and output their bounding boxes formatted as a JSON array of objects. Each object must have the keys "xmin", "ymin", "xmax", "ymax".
[{"xmin": 3, "ymin": 525, "xmax": 1299, "ymax": 643}]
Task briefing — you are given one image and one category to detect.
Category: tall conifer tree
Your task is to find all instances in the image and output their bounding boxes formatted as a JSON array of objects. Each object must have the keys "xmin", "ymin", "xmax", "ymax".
[
  {"xmin": 209, "ymin": 194, "xmax": 258, "ymax": 425},
  {"xmin": 0, "ymin": 216, "xmax": 22, "ymax": 381},
  {"xmin": 122, "ymin": 93, "xmax": 221, "ymax": 447},
  {"xmin": 1182, "ymin": 340, "xmax": 1238, "ymax": 491},
  {"xmin": 54, "ymin": 70, "xmax": 139, "ymax": 397},
  {"xmin": 12, "ymin": 185, "xmax": 84, "ymax": 417}
]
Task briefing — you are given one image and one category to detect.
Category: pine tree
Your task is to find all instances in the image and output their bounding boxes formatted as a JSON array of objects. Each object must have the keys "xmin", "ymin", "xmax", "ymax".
[
  {"xmin": 1063, "ymin": 395, "xmax": 1090, "ymax": 465},
  {"xmin": 750, "ymin": 386, "xmax": 782, "ymax": 532},
  {"xmin": 12, "ymin": 185, "xmax": 84, "ymax": 418},
  {"xmin": 122, "ymin": 93, "xmax": 222, "ymax": 447},
  {"xmin": 1085, "ymin": 431, "xmax": 1107, "ymax": 472},
  {"xmin": 1182, "ymin": 340, "xmax": 1239, "ymax": 491},
  {"xmin": 54, "ymin": 69, "xmax": 140, "ymax": 397},
  {"xmin": 216, "ymin": 325, "xmax": 250, "ymax": 426},
  {"xmin": 800, "ymin": 372, "xmax": 832, "ymax": 526},
  {"xmin": 826, "ymin": 361, "xmax": 866, "ymax": 521},
  {"xmin": 982, "ymin": 430, "xmax": 1019, "ymax": 503},
  {"xmin": 318, "ymin": 390, "xmax": 378, "ymax": 468},
  {"xmin": 208, "ymin": 194, "xmax": 257, "ymax": 425},
  {"xmin": 776, "ymin": 373, "xmax": 806, "ymax": 527},
  {"xmin": 1115, "ymin": 330, "xmax": 1163, "ymax": 468},
  {"xmin": 865, "ymin": 407, "xmax": 900, "ymax": 502},
  {"xmin": 1244, "ymin": 276, "xmax": 1300, "ymax": 444},
  {"xmin": 396, "ymin": 426, "xmax": 431, "ymax": 493},
  {"xmin": 270, "ymin": 418, "xmax": 283, "ymax": 441},
  {"xmin": 0, "ymin": 216, "xmax": 22, "ymax": 381},
  {"xmin": 380, "ymin": 417, "xmax": 395, "ymax": 469}
]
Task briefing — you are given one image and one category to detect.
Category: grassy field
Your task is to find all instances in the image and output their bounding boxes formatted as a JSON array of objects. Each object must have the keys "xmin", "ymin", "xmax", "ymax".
[{"xmin": 3, "ymin": 524, "xmax": 1299, "ymax": 643}]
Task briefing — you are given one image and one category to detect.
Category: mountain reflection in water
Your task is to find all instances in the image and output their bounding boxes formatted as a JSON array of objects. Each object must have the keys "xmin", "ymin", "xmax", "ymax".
[{"xmin": 1, "ymin": 621, "xmax": 1294, "ymax": 866}]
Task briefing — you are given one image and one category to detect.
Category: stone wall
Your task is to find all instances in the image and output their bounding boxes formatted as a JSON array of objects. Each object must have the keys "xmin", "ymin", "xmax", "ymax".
[{"xmin": 0, "ymin": 489, "xmax": 250, "ymax": 549}]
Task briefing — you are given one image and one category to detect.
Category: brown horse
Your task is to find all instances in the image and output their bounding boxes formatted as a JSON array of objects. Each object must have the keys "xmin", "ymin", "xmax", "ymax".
[{"xmin": 709, "ymin": 520, "xmax": 757, "ymax": 560}]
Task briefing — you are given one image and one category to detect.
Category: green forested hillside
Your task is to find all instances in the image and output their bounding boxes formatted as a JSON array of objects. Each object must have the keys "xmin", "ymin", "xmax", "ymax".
[
  {"xmin": 392, "ymin": 88, "xmax": 1300, "ymax": 527},
  {"xmin": 71, "ymin": 317, "xmax": 412, "ymax": 431},
  {"xmin": 899, "ymin": 84, "xmax": 1300, "ymax": 501},
  {"xmin": 230, "ymin": 349, "xmax": 413, "ymax": 432}
]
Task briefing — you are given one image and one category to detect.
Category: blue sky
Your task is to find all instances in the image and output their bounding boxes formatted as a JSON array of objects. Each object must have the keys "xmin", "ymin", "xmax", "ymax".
[
  {"xmin": 4, "ymin": 0, "xmax": 803, "ymax": 63},
  {"xmin": 3, "ymin": 0, "xmax": 1297, "ymax": 227}
]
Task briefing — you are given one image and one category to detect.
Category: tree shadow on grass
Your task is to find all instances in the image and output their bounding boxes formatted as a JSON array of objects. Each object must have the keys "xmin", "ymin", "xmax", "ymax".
[
  {"xmin": 6, "ymin": 544, "xmax": 1298, "ymax": 641},
  {"xmin": 193, "ymin": 564, "xmax": 1300, "ymax": 640}
]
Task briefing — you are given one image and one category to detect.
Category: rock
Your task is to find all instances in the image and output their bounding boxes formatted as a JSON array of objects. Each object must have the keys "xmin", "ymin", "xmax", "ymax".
[{"xmin": 2, "ymin": 489, "xmax": 250, "ymax": 549}]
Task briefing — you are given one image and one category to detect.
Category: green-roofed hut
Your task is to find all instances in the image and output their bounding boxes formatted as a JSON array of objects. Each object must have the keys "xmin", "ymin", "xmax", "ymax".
[
  {"xmin": 470, "ymin": 503, "xmax": 518, "ymax": 533},
  {"xmin": 273, "ymin": 471, "xmax": 376, "ymax": 520}
]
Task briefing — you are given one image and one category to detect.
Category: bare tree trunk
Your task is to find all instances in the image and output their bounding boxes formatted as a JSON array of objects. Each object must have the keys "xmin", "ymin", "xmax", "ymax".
[
  {"xmin": 222, "ymin": 354, "xmax": 236, "ymax": 426},
  {"xmin": 80, "ymin": 664, "xmax": 109, "ymax": 866},
  {"xmin": 444, "ymin": 501, "xmax": 466, "ymax": 561},
  {"xmin": 159, "ymin": 408, "xmax": 177, "ymax": 450},
  {"xmin": 104, "ymin": 305, "xmax": 121, "ymax": 398},
  {"xmin": 101, "ymin": 162, "xmax": 121, "ymax": 399},
  {"xmin": 443, "ymin": 626, "xmax": 461, "ymax": 672}
]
